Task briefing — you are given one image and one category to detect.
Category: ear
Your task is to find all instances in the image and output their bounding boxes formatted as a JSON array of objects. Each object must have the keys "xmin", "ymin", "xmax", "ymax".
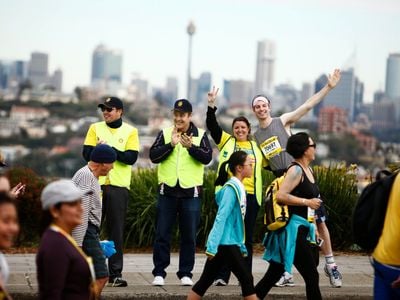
[{"xmin": 49, "ymin": 206, "xmax": 60, "ymax": 219}]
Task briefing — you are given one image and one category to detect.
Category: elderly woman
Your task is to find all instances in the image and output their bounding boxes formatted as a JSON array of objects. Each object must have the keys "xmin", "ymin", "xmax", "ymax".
[{"xmin": 255, "ymin": 132, "xmax": 323, "ymax": 300}]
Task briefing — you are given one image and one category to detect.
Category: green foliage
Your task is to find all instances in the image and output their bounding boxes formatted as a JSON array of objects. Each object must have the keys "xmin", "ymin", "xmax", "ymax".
[
  {"xmin": 5, "ymin": 167, "xmax": 46, "ymax": 246},
  {"xmin": 124, "ymin": 168, "xmax": 158, "ymax": 248},
  {"xmin": 314, "ymin": 163, "xmax": 359, "ymax": 249},
  {"xmin": 10, "ymin": 164, "xmax": 359, "ymax": 251}
]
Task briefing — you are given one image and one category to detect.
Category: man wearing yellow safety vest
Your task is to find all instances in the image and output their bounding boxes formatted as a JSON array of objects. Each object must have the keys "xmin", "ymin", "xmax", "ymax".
[
  {"xmin": 150, "ymin": 99, "xmax": 212, "ymax": 287},
  {"xmin": 82, "ymin": 96, "xmax": 140, "ymax": 287}
]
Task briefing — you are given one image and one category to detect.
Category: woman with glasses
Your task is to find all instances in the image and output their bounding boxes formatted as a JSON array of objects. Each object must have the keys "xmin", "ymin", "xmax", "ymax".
[
  {"xmin": 255, "ymin": 132, "xmax": 323, "ymax": 300},
  {"xmin": 187, "ymin": 151, "xmax": 257, "ymax": 300},
  {"xmin": 206, "ymin": 87, "xmax": 266, "ymax": 286}
]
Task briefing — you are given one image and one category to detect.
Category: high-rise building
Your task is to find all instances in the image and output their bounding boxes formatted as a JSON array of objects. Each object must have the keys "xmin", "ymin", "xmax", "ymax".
[
  {"xmin": 195, "ymin": 72, "xmax": 211, "ymax": 105},
  {"xmin": 166, "ymin": 76, "xmax": 178, "ymax": 105},
  {"xmin": 50, "ymin": 68, "xmax": 63, "ymax": 93},
  {"xmin": 0, "ymin": 60, "xmax": 29, "ymax": 92},
  {"xmin": 314, "ymin": 69, "xmax": 363, "ymax": 122},
  {"xmin": 224, "ymin": 79, "xmax": 253, "ymax": 106},
  {"xmin": 28, "ymin": 52, "xmax": 49, "ymax": 88},
  {"xmin": 255, "ymin": 39, "xmax": 276, "ymax": 95},
  {"xmin": 385, "ymin": 53, "xmax": 400, "ymax": 99},
  {"xmin": 91, "ymin": 44, "xmax": 122, "ymax": 87}
]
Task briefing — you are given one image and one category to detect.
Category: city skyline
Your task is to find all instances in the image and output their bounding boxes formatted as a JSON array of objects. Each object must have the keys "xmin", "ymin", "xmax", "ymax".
[{"xmin": 1, "ymin": 0, "xmax": 399, "ymax": 102}]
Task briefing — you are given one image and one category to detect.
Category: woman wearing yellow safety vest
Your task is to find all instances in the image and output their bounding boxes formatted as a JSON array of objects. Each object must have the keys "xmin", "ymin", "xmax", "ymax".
[{"xmin": 206, "ymin": 86, "xmax": 266, "ymax": 286}]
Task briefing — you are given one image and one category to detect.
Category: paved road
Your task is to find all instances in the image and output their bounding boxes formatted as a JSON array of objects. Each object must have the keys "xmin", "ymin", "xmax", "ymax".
[{"xmin": 5, "ymin": 252, "xmax": 374, "ymax": 299}]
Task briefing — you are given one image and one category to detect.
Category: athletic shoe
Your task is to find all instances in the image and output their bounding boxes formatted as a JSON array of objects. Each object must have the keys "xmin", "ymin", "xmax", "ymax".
[
  {"xmin": 213, "ymin": 278, "xmax": 228, "ymax": 286},
  {"xmin": 152, "ymin": 276, "xmax": 165, "ymax": 286},
  {"xmin": 275, "ymin": 274, "xmax": 295, "ymax": 287},
  {"xmin": 324, "ymin": 264, "xmax": 342, "ymax": 288},
  {"xmin": 180, "ymin": 276, "xmax": 193, "ymax": 286},
  {"xmin": 108, "ymin": 277, "xmax": 128, "ymax": 287}
]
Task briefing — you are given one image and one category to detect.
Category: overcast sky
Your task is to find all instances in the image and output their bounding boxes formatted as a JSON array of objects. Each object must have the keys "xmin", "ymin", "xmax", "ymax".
[{"xmin": 1, "ymin": 0, "xmax": 399, "ymax": 101}]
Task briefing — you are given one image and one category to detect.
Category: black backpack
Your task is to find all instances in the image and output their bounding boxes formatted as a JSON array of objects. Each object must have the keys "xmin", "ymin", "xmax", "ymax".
[{"xmin": 352, "ymin": 170, "xmax": 398, "ymax": 252}]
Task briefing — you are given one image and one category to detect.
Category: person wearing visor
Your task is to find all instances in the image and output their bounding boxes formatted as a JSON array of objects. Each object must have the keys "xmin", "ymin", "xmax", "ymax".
[
  {"xmin": 150, "ymin": 99, "xmax": 212, "ymax": 286},
  {"xmin": 252, "ymin": 69, "xmax": 343, "ymax": 288},
  {"xmin": 36, "ymin": 179, "xmax": 98, "ymax": 299},
  {"xmin": 82, "ymin": 96, "xmax": 140, "ymax": 287}
]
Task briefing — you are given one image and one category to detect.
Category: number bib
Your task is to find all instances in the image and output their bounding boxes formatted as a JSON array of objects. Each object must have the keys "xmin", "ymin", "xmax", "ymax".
[{"xmin": 259, "ymin": 136, "xmax": 282, "ymax": 159}]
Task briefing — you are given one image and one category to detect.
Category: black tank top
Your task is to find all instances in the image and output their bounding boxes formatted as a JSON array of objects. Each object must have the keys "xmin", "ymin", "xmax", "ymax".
[{"xmin": 288, "ymin": 162, "xmax": 320, "ymax": 220}]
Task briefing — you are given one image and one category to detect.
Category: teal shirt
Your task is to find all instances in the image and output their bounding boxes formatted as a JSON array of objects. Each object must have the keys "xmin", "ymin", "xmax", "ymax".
[
  {"xmin": 206, "ymin": 178, "xmax": 247, "ymax": 256},
  {"xmin": 262, "ymin": 214, "xmax": 316, "ymax": 273}
]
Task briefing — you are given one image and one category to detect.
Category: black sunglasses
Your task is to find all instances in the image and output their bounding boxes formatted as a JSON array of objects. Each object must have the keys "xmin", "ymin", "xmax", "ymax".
[
  {"xmin": 100, "ymin": 107, "xmax": 115, "ymax": 112},
  {"xmin": 308, "ymin": 143, "xmax": 317, "ymax": 148}
]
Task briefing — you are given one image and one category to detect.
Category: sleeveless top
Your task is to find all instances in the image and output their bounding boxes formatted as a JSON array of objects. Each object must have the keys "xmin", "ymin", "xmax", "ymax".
[
  {"xmin": 288, "ymin": 163, "xmax": 320, "ymax": 220},
  {"xmin": 254, "ymin": 118, "xmax": 293, "ymax": 171}
]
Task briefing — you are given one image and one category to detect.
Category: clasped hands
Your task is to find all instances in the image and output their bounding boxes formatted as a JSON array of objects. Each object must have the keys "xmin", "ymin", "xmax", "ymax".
[{"xmin": 171, "ymin": 128, "xmax": 193, "ymax": 149}]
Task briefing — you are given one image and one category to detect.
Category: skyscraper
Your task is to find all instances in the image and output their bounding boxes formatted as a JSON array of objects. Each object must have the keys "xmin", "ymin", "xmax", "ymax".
[
  {"xmin": 255, "ymin": 39, "xmax": 276, "ymax": 95},
  {"xmin": 28, "ymin": 52, "xmax": 49, "ymax": 88},
  {"xmin": 314, "ymin": 69, "xmax": 363, "ymax": 122},
  {"xmin": 91, "ymin": 44, "xmax": 122, "ymax": 87},
  {"xmin": 385, "ymin": 53, "xmax": 400, "ymax": 99}
]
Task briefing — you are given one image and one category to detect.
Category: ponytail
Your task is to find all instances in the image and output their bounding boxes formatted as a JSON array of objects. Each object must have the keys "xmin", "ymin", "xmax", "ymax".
[{"xmin": 214, "ymin": 150, "xmax": 248, "ymax": 186}]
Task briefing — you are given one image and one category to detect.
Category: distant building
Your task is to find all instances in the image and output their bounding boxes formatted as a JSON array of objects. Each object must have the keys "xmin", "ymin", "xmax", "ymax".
[
  {"xmin": 273, "ymin": 83, "xmax": 300, "ymax": 114},
  {"xmin": 165, "ymin": 76, "xmax": 178, "ymax": 106},
  {"xmin": 318, "ymin": 106, "xmax": 349, "ymax": 134},
  {"xmin": 91, "ymin": 44, "xmax": 122, "ymax": 89},
  {"xmin": 223, "ymin": 79, "xmax": 253, "ymax": 106},
  {"xmin": 0, "ymin": 60, "xmax": 28, "ymax": 91},
  {"xmin": 385, "ymin": 53, "xmax": 400, "ymax": 99},
  {"xmin": 28, "ymin": 52, "xmax": 49, "ymax": 89},
  {"xmin": 314, "ymin": 68, "xmax": 363, "ymax": 122},
  {"xmin": 300, "ymin": 82, "xmax": 314, "ymax": 121},
  {"xmin": 10, "ymin": 106, "xmax": 50, "ymax": 121},
  {"xmin": 195, "ymin": 72, "xmax": 211, "ymax": 105},
  {"xmin": 255, "ymin": 39, "xmax": 275, "ymax": 95},
  {"xmin": 371, "ymin": 100, "xmax": 397, "ymax": 130},
  {"xmin": 50, "ymin": 68, "xmax": 63, "ymax": 92}
]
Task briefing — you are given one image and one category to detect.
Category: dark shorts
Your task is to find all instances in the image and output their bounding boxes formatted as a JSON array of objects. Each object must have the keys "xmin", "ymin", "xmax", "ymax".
[
  {"xmin": 315, "ymin": 202, "xmax": 327, "ymax": 224},
  {"xmin": 83, "ymin": 223, "xmax": 109, "ymax": 279}
]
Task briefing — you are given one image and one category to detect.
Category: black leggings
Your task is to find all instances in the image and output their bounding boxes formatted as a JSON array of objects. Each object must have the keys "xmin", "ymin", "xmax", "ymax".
[
  {"xmin": 192, "ymin": 245, "xmax": 255, "ymax": 297},
  {"xmin": 255, "ymin": 227, "xmax": 321, "ymax": 300}
]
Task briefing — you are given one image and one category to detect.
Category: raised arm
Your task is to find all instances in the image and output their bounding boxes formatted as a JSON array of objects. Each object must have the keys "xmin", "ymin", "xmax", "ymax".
[
  {"xmin": 206, "ymin": 86, "xmax": 223, "ymax": 143},
  {"xmin": 281, "ymin": 69, "xmax": 341, "ymax": 127}
]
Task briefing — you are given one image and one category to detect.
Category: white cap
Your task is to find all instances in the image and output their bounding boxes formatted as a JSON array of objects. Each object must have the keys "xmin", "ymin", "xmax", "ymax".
[{"xmin": 40, "ymin": 179, "xmax": 91, "ymax": 210}]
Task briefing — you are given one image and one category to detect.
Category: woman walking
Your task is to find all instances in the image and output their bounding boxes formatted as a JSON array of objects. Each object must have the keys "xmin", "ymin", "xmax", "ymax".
[
  {"xmin": 187, "ymin": 151, "xmax": 257, "ymax": 300},
  {"xmin": 255, "ymin": 132, "xmax": 322, "ymax": 299}
]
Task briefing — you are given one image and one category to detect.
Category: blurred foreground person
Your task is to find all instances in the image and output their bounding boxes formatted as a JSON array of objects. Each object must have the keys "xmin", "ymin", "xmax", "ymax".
[
  {"xmin": 37, "ymin": 180, "xmax": 98, "ymax": 300},
  {"xmin": 0, "ymin": 192, "xmax": 19, "ymax": 300}
]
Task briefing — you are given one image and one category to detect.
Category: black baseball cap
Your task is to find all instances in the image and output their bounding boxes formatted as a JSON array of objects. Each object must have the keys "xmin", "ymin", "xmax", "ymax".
[
  {"xmin": 98, "ymin": 97, "xmax": 123, "ymax": 110},
  {"xmin": 173, "ymin": 99, "xmax": 192, "ymax": 113}
]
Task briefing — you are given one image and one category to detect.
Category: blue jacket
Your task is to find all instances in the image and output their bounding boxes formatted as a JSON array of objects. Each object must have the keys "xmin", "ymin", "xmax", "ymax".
[
  {"xmin": 206, "ymin": 177, "xmax": 247, "ymax": 256},
  {"xmin": 262, "ymin": 214, "xmax": 316, "ymax": 273}
]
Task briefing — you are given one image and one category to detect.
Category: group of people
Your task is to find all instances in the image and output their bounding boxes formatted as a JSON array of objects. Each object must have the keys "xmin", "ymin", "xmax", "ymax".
[{"xmin": 1, "ymin": 67, "xmax": 399, "ymax": 299}]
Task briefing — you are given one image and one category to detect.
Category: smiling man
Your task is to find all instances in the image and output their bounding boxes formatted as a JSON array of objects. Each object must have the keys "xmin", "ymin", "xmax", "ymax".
[
  {"xmin": 149, "ymin": 99, "xmax": 212, "ymax": 287},
  {"xmin": 82, "ymin": 96, "xmax": 140, "ymax": 287}
]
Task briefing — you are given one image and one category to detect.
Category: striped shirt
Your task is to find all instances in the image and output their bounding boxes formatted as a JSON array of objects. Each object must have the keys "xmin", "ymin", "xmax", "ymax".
[{"xmin": 71, "ymin": 165, "xmax": 102, "ymax": 246}]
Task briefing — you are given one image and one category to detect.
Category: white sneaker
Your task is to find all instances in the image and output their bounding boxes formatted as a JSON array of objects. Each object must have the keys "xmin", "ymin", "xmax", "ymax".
[
  {"xmin": 275, "ymin": 274, "xmax": 295, "ymax": 287},
  {"xmin": 152, "ymin": 276, "xmax": 165, "ymax": 286},
  {"xmin": 212, "ymin": 278, "xmax": 227, "ymax": 286},
  {"xmin": 180, "ymin": 276, "xmax": 193, "ymax": 286},
  {"xmin": 324, "ymin": 264, "xmax": 342, "ymax": 288}
]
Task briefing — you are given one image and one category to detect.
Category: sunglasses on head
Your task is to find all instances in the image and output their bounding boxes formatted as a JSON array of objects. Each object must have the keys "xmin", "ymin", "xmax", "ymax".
[
  {"xmin": 100, "ymin": 106, "xmax": 115, "ymax": 112},
  {"xmin": 308, "ymin": 143, "xmax": 316, "ymax": 148}
]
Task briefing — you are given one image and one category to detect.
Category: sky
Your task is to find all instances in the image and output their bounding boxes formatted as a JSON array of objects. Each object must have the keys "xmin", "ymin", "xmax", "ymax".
[{"xmin": 1, "ymin": 0, "xmax": 399, "ymax": 102}]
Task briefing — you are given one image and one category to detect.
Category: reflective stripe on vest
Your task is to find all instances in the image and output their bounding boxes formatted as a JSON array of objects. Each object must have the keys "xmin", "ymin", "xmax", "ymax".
[
  {"xmin": 158, "ymin": 126, "xmax": 205, "ymax": 188},
  {"xmin": 95, "ymin": 122, "xmax": 133, "ymax": 188},
  {"xmin": 217, "ymin": 138, "xmax": 264, "ymax": 206}
]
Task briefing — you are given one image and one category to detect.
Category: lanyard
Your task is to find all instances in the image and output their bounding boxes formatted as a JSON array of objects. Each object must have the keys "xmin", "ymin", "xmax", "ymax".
[{"xmin": 50, "ymin": 224, "xmax": 96, "ymax": 283}]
